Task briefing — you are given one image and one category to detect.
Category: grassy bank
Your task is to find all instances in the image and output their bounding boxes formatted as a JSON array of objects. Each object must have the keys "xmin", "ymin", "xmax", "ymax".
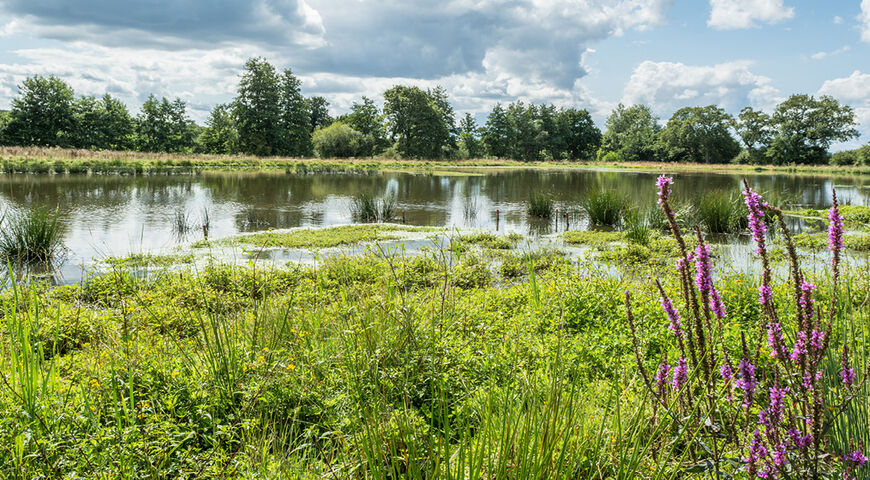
[
  {"xmin": 4, "ymin": 146, "xmax": 870, "ymax": 177},
  {"xmin": 1, "ymin": 238, "xmax": 867, "ymax": 477}
]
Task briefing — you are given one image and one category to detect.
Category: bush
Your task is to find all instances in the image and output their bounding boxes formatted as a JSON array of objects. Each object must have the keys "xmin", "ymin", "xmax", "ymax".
[{"xmin": 312, "ymin": 122, "xmax": 370, "ymax": 158}]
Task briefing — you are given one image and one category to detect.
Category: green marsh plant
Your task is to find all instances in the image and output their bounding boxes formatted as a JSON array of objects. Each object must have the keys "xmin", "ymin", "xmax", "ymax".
[
  {"xmin": 0, "ymin": 206, "xmax": 64, "ymax": 263},
  {"xmin": 580, "ymin": 190, "xmax": 626, "ymax": 227},
  {"xmin": 527, "ymin": 192, "xmax": 555, "ymax": 218}
]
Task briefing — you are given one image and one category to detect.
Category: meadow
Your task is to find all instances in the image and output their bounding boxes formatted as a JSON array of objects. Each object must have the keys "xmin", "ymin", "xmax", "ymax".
[{"xmin": 0, "ymin": 174, "xmax": 867, "ymax": 479}]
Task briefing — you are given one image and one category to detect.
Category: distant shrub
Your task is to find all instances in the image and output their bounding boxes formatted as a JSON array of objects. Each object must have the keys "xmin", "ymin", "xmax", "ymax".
[{"xmin": 313, "ymin": 122, "xmax": 371, "ymax": 158}]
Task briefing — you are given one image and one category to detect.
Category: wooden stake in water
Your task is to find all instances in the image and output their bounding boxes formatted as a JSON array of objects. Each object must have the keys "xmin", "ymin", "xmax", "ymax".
[
  {"xmin": 555, "ymin": 208, "xmax": 559, "ymax": 232},
  {"xmin": 495, "ymin": 209, "xmax": 500, "ymax": 231},
  {"xmin": 565, "ymin": 211, "xmax": 570, "ymax": 231},
  {"xmin": 402, "ymin": 210, "xmax": 406, "ymax": 223}
]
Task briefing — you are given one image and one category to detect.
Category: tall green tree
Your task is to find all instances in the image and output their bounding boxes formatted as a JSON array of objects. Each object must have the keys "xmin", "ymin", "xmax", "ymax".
[
  {"xmin": 346, "ymin": 96, "xmax": 386, "ymax": 155},
  {"xmin": 4, "ymin": 75, "xmax": 76, "ymax": 147},
  {"xmin": 383, "ymin": 85, "xmax": 451, "ymax": 159},
  {"xmin": 558, "ymin": 108, "xmax": 601, "ymax": 160},
  {"xmin": 483, "ymin": 103, "xmax": 512, "ymax": 158},
  {"xmin": 198, "ymin": 103, "xmax": 238, "ymax": 154},
  {"xmin": 767, "ymin": 94, "xmax": 859, "ymax": 165},
  {"xmin": 70, "ymin": 94, "xmax": 134, "ymax": 150},
  {"xmin": 507, "ymin": 101, "xmax": 540, "ymax": 162},
  {"xmin": 233, "ymin": 57, "xmax": 283, "ymax": 156},
  {"xmin": 135, "ymin": 95, "xmax": 195, "ymax": 152},
  {"xmin": 735, "ymin": 107, "xmax": 773, "ymax": 153},
  {"xmin": 659, "ymin": 105, "xmax": 739, "ymax": 164},
  {"xmin": 458, "ymin": 113, "xmax": 484, "ymax": 158},
  {"xmin": 279, "ymin": 69, "xmax": 312, "ymax": 156},
  {"xmin": 599, "ymin": 104, "xmax": 661, "ymax": 162},
  {"xmin": 307, "ymin": 96, "xmax": 332, "ymax": 132}
]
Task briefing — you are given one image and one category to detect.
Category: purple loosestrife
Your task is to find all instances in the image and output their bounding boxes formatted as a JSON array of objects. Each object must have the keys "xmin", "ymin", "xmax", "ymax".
[
  {"xmin": 746, "ymin": 430, "xmax": 769, "ymax": 478},
  {"xmin": 743, "ymin": 187, "xmax": 768, "ymax": 254},
  {"xmin": 672, "ymin": 357, "xmax": 688, "ymax": 392},
  {"xmin": 841, "ymin": 346, "xmax": 857, "ymax": 389},
  {"xmin": 655, "ymin": 362, "xmax": 670, "ymax": 404},
  {"xmin": 758, "ymin": 285, "xmax": 773, "ymax": 306},
  {"xmin": 694, "ymin": 242, "xmax": 726, "ymax": 319},
  {"xmin": 767, "ymin": 321, "xmax": 789, "ymax": 360},
  {"xmin": 759, "ymin": 385, "xmax": 789, "ymax": 431},
  {"xmin": 843, "ymin": 450, "xmax": 867, "ymax": 468},
  {"xmin": 829, "ymin": 192, "xmax": 844, "ymax": 253},
  {"xmin": 736, "ymin": 356, "xmax": 757, "ymax": 409},
  {"xmin": 656, "ymin": 175, "xmax": 674, "ymax": 206},
  {"xmin": 660, "ymin": 291, "xmax": 683, "ymax": 337},
  {"xmin": 788, "ymin": 429, "xmax": 812, "ymax": 450},
  {"xmin": 799, "ymin": 281, "xmax": 816, "ymax": 321}
]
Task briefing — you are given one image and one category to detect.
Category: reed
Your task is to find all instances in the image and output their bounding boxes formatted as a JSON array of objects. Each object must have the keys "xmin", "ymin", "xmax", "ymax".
[
  {"xmin": 696, "ymin": 190, "xmax": 747, "ymax": 233},
  {"xmin": 580, "ymin": 190, "xmax": 625, "ymax": 226},
  {"xmin": 527, "ymin": 192, "xmax": 555, "ymax": 218},
  {"xmin": 351, "ymin": 193, "xmax": 396, "ymax": 222},
  {"xmin": 0, "ymin": 206, "xmax": 64, "ymax": 263}
]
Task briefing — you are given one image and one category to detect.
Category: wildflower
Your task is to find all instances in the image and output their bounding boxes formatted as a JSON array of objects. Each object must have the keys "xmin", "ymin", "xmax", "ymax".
[
  {"xmin": 759, "ymin": 385, "xmax": 789, "ymax": 430},
  {"xmin": 799, "ymin": 281, "xmax": 817, "ymax": 321},
  {"xmin": 829, "ymin": 192, "xmax": 845, "ymax": 253},
  {"xmin": 746, "ymin": 430, "xmax": 768, "ymax": 478},
  {"xmin": 843, "ymin": 450, "xmax": 867, "ymax": 468},
  {"xmin": 735, "ymin": 356, "xmax": 757, "ymax": 409},
  {"xmin": 767, "ymin": 321, "xmax": 788, "ymax": 360},
  {"xmin": 655, "ymin": 362, "xmax": 670, "ymax": 403},
  {"xmin": 790, "ymin": 331, "xmax": 808, "ymax": 364},
  {"xmin": 659, "ymin": 291, "xmax": 682, "ymax": 337},
  {"xmin": 743, "ymin": 187, "xmax": 767, "ymax": 254},
  {"xmin": 841, "ymin": 346, "xmax": 857, "ymax": 389},
  {"xmin": 694, "ymin": 242, "xmax": 726, "ymax": 319},
  {"xmin": 656, "ymin": 175, "xmax": 674, "ymax": 206},
  {"xmin": 810, "ymin": 330, "xmax": 825, "ymax": 351},
  {"xmin": 287, "ymin": 363, "xmax": 296, "ymax": 371},
  {"xmin": 788, "ymin": 429, "xmax": 812, "ymax": 449},
  {"xmin": 671, "ymin": 357, "xmax": 688, "ymax": 392},
  {"xmin": 758, "ymin": 284, "xmax": 772, "ymax": 305}
]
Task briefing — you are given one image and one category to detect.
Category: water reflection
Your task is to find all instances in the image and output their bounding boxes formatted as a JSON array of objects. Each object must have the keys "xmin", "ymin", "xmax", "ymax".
[{"xmin": 1, "ymin": 167, "xmax": 867, "ymax": 282}]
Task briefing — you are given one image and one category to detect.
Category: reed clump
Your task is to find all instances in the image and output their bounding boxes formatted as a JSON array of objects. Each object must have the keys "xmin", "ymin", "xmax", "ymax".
[
  {"xmin": 527, "ymin": 192, "xmax": 555, "ymax": 218},
  {"xmin": 351, "ymin": 193, "xmax": 396, "ymax": 222},
  {"xmin": 0, "ymin": 206, "xmax": 64, "ymax": 263},
  {"xmin": 580, "ymin": 190, "xmax": 625, "ymax": 226}
]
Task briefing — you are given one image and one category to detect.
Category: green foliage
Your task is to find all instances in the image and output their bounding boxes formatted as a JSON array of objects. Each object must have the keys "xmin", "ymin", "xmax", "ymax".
[
  {"xmin": 830, "ymin": 144, "xmax": 870, "ymax": 166},
  {"xmin": 527, "ymin": 192, "xmax": 555, "ymax": 218},
  {"xmin": 135, "ymin": 95, "xmax": 195, "ymax": 153},
  {"xmin": 598, "ymin": 104, "xmax": 660, "ymax": 162},
  {"xmin": 350, "ymin": 193, "xmax": 397, "ymax": 222},
  {"xmin": 3, "ymin": 75, "xmax": 76, "ymax": 147},
  {"xmin": 562, "ymin": 230, "xmax": 623, "ymax": 246},
  {"xmin": 580, "ymin": 190, "xmax": 626, "ymax": 226},
  {"xmin": 623, "ymin": 207, "xmax": 652, "ymax": 245},
  {"xmin": 767, "ymin": 94, "xmax": 859, "ymax": 165},
  {"xmin": 234, "ymin": 224, "xmax": 418, "ymax": 248},
  {"xmin": 696, "ymin": 190, "xmax": 747, "ymax": 233},
  {"xmin": 345, "ymin": 96, "xmax": 387, "ymax": 156},
  {"xmin": 735, "ymin": 106, "xmax": 773, "ymax": 162},
  {"xmin": 197, "ymin": 103, "xmax": 238, "ymax": 154},
  {"xmin": 659, "ymin": 105, "xmax": 739, "ymax": 164},
  {"xmin": 0, "ymin": 206, "xmax": 65, "ymax": 263},
  {"xmin": 312, "ymin": 122, "xmax": 369, "ymax": 158},
  {"xmin": 383, "ymin": 85, "xmax": 454, "ymax": 159}
]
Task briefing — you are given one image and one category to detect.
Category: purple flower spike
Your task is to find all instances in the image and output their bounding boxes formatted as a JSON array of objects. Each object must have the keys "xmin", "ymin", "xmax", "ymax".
[
  {"xmin": 735, "ymin": 356, "xmax": 757, "ymax": 409},
  {"xmin": 841, "ymin": 346, "xmax": 857, "ymax": 389},
  {"xmin": 829, "ymin": 195, "xmax": 844, "ymax": 253},
  {"xmin": 844, "ymin": 450, "xmax": 867, "ymax": 468},
  {"xmin": 799, "ymin": 281, "xmax": 817, "ymax": 321},
  {"xmin": 758, "ymin": 284, "xmax": 773, "ymax": 305},
  {"xmin": 671, "ymin": 357, "xmax": 688, "ymax": 392},
  {"xmin": 694, "ymin": 242, "xmax": 726, "ymax": 319},
  {"xmin": 743, "ymin": 187, "xmax": 768, "ymax": 255},
  {"xmin": 660, "ymin": 291, "xmax": 683, "ymax": 337},
  {"xmin": 656, "ymin": 175, "xmax": 674, "ymax": 206}
]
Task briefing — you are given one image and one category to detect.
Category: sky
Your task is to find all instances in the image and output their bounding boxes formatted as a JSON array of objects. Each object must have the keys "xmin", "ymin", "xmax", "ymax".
[{"xmin": 0, "ymin": 0, "xmax": 868, "ymax": 149}]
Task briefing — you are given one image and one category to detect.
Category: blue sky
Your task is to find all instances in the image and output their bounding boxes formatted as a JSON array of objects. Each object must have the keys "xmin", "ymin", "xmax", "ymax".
[{"xmin": 0, "ymin": 0, "xmax": 868, "ymax": 148}]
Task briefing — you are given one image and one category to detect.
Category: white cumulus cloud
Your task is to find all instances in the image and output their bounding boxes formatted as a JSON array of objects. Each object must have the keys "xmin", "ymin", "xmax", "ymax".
[
  {"xmin": 622, "ymin": 60, "xmax": 781, "ymax": 117},
  {"xmin": 818, "ymin": 70, "xmax": 870, "ymax": 149},
  {"xmin": 708, "ymin": 0, "xmax": 794, "ymax": 30},
  {"xmin": 861, "ymin": 0, "xmax": 870, "ymax": 42}
]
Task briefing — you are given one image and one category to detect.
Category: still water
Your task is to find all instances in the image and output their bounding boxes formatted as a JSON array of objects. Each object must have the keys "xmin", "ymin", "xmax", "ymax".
[{"xmin": 2, "ymin": 167, "xmax": 868, "ymax": 281}]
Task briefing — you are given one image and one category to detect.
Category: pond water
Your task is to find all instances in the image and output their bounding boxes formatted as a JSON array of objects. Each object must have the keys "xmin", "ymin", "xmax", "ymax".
[{"xmin": 2, "ymin": 167, "xmax": 869, "ymax": 283}]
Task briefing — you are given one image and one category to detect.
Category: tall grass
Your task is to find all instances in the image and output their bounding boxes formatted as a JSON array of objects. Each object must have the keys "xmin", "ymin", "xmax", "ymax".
[
  {"xmin": 623, "ymin": 207, "xmax": 652, "ymax": 245},
  {"xmin": 696, "ymin": 190, "xmax": 747, "ymax": 233},
  {"xmin": 351, "ymin": 193, "xmax": 396, "ymax": 222},
  {"xmin": 0, "ymin": 206, "xmax": 64, "ymax": 263},
  {"xmin": 580, "ymin": 190, "xmax": 625, "ymax": 226},
  {"xmin": 527, "ymin": 192, "xmax": 555, "ymax": 218}
]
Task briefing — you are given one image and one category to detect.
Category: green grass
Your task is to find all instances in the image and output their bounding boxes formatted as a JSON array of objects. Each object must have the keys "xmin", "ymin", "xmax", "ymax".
[
  {"xmin": 788, "ymin": 231, "xmax": 870, "ymax": 251},
  {"xmin": 350, "ymin": 193, "xmax": 397, "ymax": 222},
  {"xmin": 786, "ymin": 205, "xmax": 870, "ymax": 231},
  {"xmin": 580, "ymin": 190, "xmax": 625, "ymax": 226},
  {"xmin": 0, "ymin": 206, "xmax": 65, "ymax": 263},
  {"xmin": 527, "ymin": 192, "xmax": 555, "ymax": 218},
  {"xmin": 562, "ymin": 229, "xmax": 624, "ymax": 246},
  {"xmin": 696, "ymin": 190, "xmax": 747, "ymax": 233},
  {"xmin": 229, "ymin": 224, "xmax": 431, "ymax": 249},
  {"xmin": 103, "ymin": 252, "xmax": 196, "ymax": 268},
  {"xmin": 623, "ymin": 207, "xmax": 653, "ymax": 246},
  {"xmin": 452, "ymin": 232, "xmax": 523, "ymax": 250}
]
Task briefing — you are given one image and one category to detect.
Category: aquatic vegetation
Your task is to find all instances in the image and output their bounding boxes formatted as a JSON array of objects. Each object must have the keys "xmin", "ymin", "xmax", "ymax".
[
  {"xmin": 580, "ymin": 190, "xmax": 625, "ymax": 226},
  {"xmin": 561, "ymin": 229, "xmax": 623, "ymax": 246},
  {"xmin": 231, "ymin": 224, "xmax": 430, "ymax": 248},
  {"xmin": 351, "ymin": 192, "xmax": 396, "ymax": 222},
  {"xmin": 0, "ymin": 206, "xmax": 65, "ymax": 263},
  {"xmin": 527, "ymin": 192, "xmax": 555, "ymax": 218},
  {"xmin": 623, "ymin": 206, "xmax": 653, "ymax": 245},
  {"xmin": 452, "ymin": 231, "xmax": 522, "ymax": 250},
  {"xmin": 696, "ymin": 189, "xmax": 748, "ymax": 233}
]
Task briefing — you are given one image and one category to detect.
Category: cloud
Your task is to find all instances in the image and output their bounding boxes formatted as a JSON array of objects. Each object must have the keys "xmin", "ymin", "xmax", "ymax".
[
  {"xmin": 834, "ymin": 15, "xmax": 843, "ymax": 24},
  {"xmin": 707, "ymin": 0, "xmax": 794, "ymax": 30},
  {"xmin": 861, "ymin": 0, "xmax": 870, "ymax": 42},
  {"xmin": 0, "ymin": 0, "xmax": 675, "ymax": 125},
  {"xmin": 622, "ymin": 60, "xmax": 782, "ymax": 117},
  {"xmin": 818, "ymin": 70, "xmax": 870, "ymax": 149},
  {"xmin": 0, "ymin": 0, "xmax": 326, "ymax": 49},
  {"xmin": 810, "ymin": 45, "xmax": 850, "ymax": 60}
]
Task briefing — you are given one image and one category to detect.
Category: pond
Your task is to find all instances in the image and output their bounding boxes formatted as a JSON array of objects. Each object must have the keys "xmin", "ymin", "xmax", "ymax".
[{"xmin": 2, "ymin": 167, "xmax": 868, "ymax": 283}]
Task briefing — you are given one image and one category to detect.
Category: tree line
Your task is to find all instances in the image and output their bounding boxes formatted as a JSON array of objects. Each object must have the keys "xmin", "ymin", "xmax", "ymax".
[{"xmin": 0, "ymin": 57, "xmax": 865, "ymax": 165}]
